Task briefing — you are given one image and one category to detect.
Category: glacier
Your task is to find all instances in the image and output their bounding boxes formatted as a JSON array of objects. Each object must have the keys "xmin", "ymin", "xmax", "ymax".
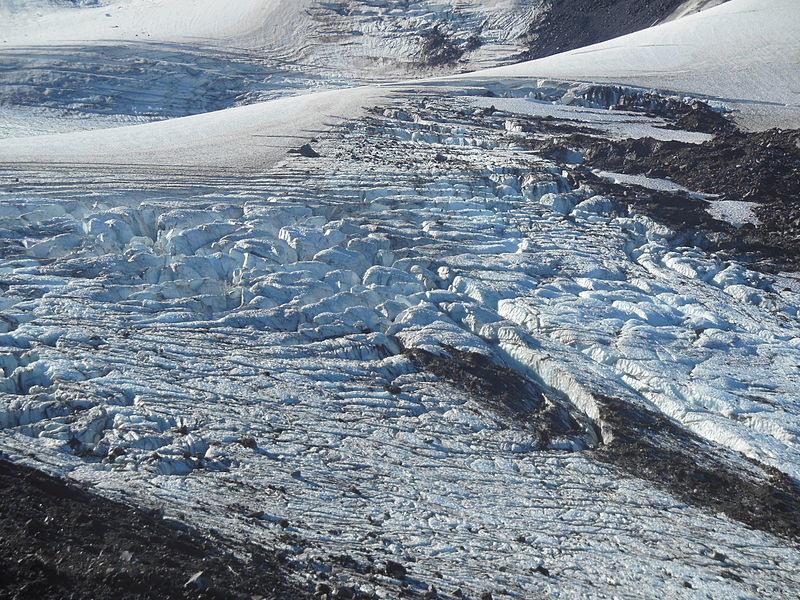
[{"xmin": 1, "ymin": 0, "xmax": 799, "ymax": 598}]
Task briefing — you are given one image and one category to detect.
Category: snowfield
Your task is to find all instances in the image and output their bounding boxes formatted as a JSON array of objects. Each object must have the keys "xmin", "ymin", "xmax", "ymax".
[
  {"xmin": 1, "ymin": 0, "xmax": 800, "ymax": 598},
  {"xmin": 462, "ymin": 0, "xmax": 800, "ymax": 130},
  {"xmin": 0, "ymin": 85, "xmax": 385, "ymax": 169}
]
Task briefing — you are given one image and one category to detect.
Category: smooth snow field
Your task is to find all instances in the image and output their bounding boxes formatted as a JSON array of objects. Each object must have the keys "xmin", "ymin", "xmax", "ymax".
[
  {"xmin": 1, "ymin": 0, "xmax": 800, "ymax": 598},
  {"xmin": 460, "ymin": 0, "xmax": 800, "ymax": 130},
  {"xmin": 0, "ymin": 85, "xmax": 386, "ymax": 169}
]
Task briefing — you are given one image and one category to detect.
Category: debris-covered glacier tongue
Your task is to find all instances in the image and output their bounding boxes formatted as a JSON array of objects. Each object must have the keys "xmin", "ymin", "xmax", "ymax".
[{"xmin": 2, "ymin": 80, "xmax": 800, "ymax": 599}]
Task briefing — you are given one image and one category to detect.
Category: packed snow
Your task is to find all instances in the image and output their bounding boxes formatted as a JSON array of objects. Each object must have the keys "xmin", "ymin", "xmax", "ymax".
[
  {"xmin": 461, "ymin": 0, "xmax": 800, "ymax": 130},
  {"xmin": 592, "ymin": 171, "xmax": 696, "ymax": 194},
  {"xmin": 0, "ymin": 85, "xmax": 385, "ymax": 169},
  {"xmin": 705, "ymin": 200, "xmax": 761, "ymax": 227}
]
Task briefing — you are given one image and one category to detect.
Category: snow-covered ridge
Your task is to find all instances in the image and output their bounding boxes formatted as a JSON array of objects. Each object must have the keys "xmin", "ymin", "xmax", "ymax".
[
  {"xmin": 665, "ymin": 0, "xmax": 730, "ymax": 21},
  {"xmin": 0, "ymin": 85, "xmax": 385, "ymax": 169},
  {"xmin": 458, "ymin": 0, "xmax": 800, "ymax": 130}
]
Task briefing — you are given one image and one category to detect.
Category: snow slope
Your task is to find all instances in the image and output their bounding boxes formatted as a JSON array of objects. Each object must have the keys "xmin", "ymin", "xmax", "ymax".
[
  {"xmin": 0, "ymin": 0, "xmax": 310, "ymax": 46},
  {"xmin": 0, "ymin": 85, "xmax": 384, "ymax": 169},
  {"xmin": 3, "ymin": 0, "xmax": 794, "ymax": 167},
  {"xmin": 459, "ymin": 0, "xmax": 800, "ymax": 130},
  {"xmin": 665, "ymin": 0, "xmax": 730, "ymax": 21},
  {"xmin": 4, "ymin": 0, "xmax": 774, "ymax": 140},
  {"xmin": 0, "ymin": 0, "xmax": 339, "ymax": 137}
]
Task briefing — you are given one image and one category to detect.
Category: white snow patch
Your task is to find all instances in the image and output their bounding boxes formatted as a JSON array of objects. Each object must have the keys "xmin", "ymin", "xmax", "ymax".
[
  {"xmin": 706, "ymin": 200, "xmax": 761, "ymax": 227},
  {"xmin": 472, "ymin": 96, "xmax": 713, "ymax": 143},
  {"xmin": 594, "ymin": 170, "xmax": 702, "ymax": 194}
]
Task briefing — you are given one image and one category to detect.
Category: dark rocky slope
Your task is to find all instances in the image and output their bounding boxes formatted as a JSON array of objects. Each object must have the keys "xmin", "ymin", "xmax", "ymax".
[
  {"xmin": 0, "ymin": 459, "xmax": 311, "ymax": 600},
  {"xmin": 565, "ymin": 127, "xmax": 800, "ymax": 272},
  {"xmin": 518, "ymin": 0, "xmax": 729, "ymax": 59}
]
